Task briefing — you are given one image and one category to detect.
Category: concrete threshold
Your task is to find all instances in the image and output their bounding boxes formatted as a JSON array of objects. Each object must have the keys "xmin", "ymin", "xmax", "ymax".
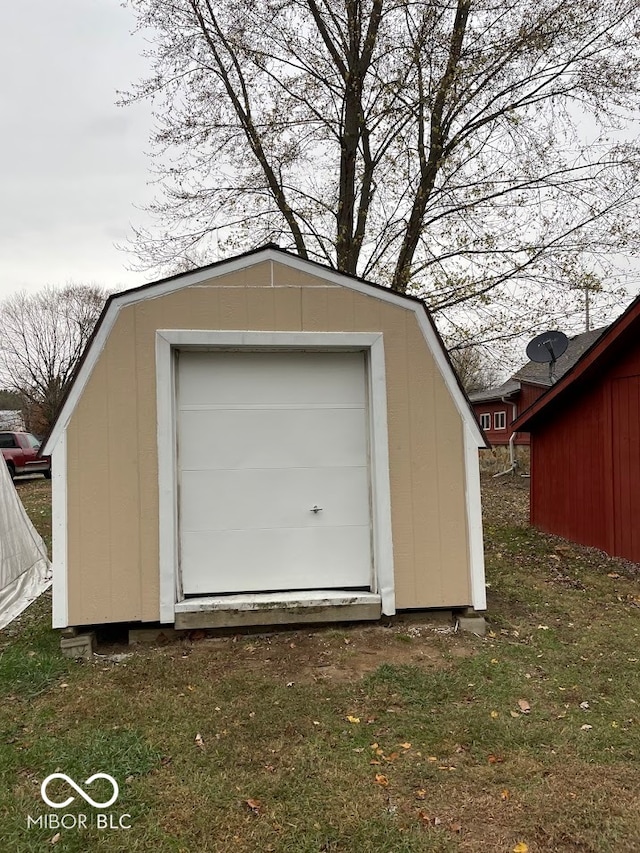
[{"xmin": 174, "ymin": 590, "xmax": 382, "ymax": 629}]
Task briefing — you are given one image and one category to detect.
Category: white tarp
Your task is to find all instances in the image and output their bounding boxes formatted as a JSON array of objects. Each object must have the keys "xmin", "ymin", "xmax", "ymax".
[{"xmin": 0, "ymin": 458, "xmax": 51, "ymax": 630}]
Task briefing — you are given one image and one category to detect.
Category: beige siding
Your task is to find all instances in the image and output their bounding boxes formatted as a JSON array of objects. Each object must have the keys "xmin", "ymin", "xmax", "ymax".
[{"xmin": 65, "ymin": 260, "xmax": 471, "ymax": 625}]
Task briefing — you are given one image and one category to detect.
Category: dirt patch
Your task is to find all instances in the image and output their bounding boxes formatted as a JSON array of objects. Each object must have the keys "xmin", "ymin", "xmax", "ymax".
[{"xmin": 98, "ymin": 620, "xmax": 478, "ymax": 684}]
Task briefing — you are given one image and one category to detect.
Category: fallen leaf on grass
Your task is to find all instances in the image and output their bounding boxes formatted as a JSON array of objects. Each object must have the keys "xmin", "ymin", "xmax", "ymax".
[
  {"xmin": 194, "ymin": 733, "xmax": 204, "ymax": 748},
  {"xmin": 487, "ymin": 754, "xmax": 504, "ymax": 764},
  {"xmin": 518, "ymin": 699, "xmax": 531, "ymax": 714},
  {"xmin": 374, "ymin": 774, "xmax": 389, "ymax": 786},
  {"xmin": 581, "ymin": 724, "xmax": 593, "ymax": 731},
  {"xmin": 400, "ymin": 742, "xmax": 412, "ymax": 749},
  {"xmin": 160, "ymin": 756, "xmax": 172, "ymax": 766},
  {"xmin": 450, "ymin": 821, "xmax": 462, "ymax": 834},
  {"xmin": 418, "ymin": 811, "xmax": 441, "ymax": 826},
  {"xmin": 513, "ymin": 843, "xmax": 529, "ymax": 853},
  {"xmin": 346, "ymin": 715, "xmax": 360, "ymax": 724},
  {"xmin": 490, "ymin": 710, "xmax": 499, "ymax": 719},
  {"xmin": 501, "ymin": 789, "xmax": 510, "ymax": 801},
  {"xmin": 579, "ymin": 701, "xmax": 590, "ymax": 711},
  {"xmin": 607, "ymin": 572, "xmax": 621, "ymax": 579},
  {"xmin": 510, "ymin": 711, "xmax": 520, "ymax": 718},
  {"xmin": 50, "ymin": 834, "xmax": 61, "ymax": 844},
  {"xmin": 415, "ymin": 789, "xmax": 427, "ymax": 800},
  {"xmin": 245, "ymin": 798, "xmax": 262, "ymax": 815},
  {"xmin": 385, "ymin": 752, "xmax": 400, "ymax": 763}
]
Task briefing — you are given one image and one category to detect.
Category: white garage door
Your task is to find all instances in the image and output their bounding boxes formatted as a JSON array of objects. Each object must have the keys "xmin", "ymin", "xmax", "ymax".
[{"xmin": 177, "ymin": 351, "xmax": 372, "ymax": 595}]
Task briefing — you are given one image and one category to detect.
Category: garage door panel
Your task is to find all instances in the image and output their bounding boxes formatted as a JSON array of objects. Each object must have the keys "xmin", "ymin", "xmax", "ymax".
[
  {"xmin": 178, "ymin": 351, "xmax": 366, "ymax": 406},
  {"xmin": 181, "ymin": 526, "xmax": 372, "ymax": 594},
  {"xmin": 180, "ymin": 466, "xmax": 371, "ymax": 531},
  {"xmin": 177, "ymin": 349, "xmax": 372, "ymax": 595},
  {"xmin": 178, "ymin": 408, "xmax": 367, "ymax": 471}
]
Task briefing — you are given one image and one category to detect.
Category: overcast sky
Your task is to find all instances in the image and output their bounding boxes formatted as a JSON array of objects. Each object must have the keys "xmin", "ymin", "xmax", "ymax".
[
  {"xmin": 0, "ymin": 0, "xmax": 155, "ymax": 299},
  {"xmin": 1, "ymin": 1, "xmax": 637, "ymax": 333}
]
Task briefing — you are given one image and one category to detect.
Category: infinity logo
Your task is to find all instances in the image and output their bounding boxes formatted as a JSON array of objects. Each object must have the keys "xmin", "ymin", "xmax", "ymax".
[{"xmin": 41, "ymin": 773, "xmax": 119, "ymax": 809}]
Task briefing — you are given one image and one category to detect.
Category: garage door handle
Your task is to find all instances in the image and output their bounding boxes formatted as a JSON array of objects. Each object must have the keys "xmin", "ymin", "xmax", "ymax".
[{"xmin": 310, "ymin": 505, "xmax": 323, "ymax": 513}]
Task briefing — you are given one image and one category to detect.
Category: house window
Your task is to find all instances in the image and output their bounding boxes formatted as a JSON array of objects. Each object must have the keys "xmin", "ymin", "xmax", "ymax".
[
  {"xmin": 494, "ymin": 411, "xmax": 507, "ymax": 430},
  {"xmin": 479, "ymin": 413, "xmax": 491, "ymax": 430}
]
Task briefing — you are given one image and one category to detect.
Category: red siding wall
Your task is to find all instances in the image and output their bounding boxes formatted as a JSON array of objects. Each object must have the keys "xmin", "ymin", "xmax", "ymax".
[
  {"xmin": 610, "ymin": 375, "xmax": 640, "ymax": 561},
  {"xmin": 530, "ymin": 343, "xmax": 640, "ymax": 563},
  {"xmin": 519, "ymin": 382, "xmax": 547, "ymax": 412},
  {"xmin": 530, "ymin": 384, "xmax": 608, "ymax": 551}
]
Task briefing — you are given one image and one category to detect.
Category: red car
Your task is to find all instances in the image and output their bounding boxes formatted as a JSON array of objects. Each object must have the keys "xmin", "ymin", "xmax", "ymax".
[{"xmin": 0, "ymin": 431, "xmax": 51, "ymax": 480}]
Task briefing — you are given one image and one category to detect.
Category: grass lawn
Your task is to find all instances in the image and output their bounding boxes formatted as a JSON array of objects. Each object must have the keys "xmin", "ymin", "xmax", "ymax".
[{"xmin": 1, "ymin": 476, "xmax": 639, "ymax": 852}]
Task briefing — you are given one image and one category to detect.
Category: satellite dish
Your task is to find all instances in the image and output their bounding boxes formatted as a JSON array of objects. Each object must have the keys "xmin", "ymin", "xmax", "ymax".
[
  {"xmin": 526, "ymin": 330, "xmax": 569, "ymax": 363},
  {"xmin": 525, "ymin": 330, "xmax": 569, "ymax": 383}
]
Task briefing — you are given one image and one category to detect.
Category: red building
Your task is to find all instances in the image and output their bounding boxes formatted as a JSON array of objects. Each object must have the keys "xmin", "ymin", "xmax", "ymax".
[
  {"xmin": 470, "ymin": 328, "xmax": 605, "ymax": 447},
  {"xmin": 514, "ymin": 295, "xmax": 640, "ymax": 564}
]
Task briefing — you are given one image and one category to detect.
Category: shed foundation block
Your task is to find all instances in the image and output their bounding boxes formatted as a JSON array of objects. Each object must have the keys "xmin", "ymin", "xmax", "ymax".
[
  {"xmin": 60, "ymin": 632, "xmax": 96, "ymax": 660},
  {"xmin": 455, "ymin": 610, "xmax": 487, "ymax": 636}
]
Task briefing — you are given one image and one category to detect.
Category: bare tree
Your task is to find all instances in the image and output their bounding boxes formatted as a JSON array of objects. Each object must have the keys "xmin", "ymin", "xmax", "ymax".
[
  {"xmin": 123, "ymin": 0, "xmax": 640, "ymax": 343},
  {"xmin": 448, "ymin": 344, "xmax": 500, "ymax": 394},
  {"xmin": 0, "ymin": 285, "xmax": 108, "ymax": 435}
]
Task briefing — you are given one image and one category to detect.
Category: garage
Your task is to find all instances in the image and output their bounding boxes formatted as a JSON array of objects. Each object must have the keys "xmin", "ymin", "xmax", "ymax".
[{"xmin": 42, "ymin": 244, "xmax": 486, "ymax": 632}]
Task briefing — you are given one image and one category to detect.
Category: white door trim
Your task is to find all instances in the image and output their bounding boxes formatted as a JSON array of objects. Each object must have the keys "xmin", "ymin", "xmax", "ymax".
[{"xmin": 156, "ymin": 330, "xmax": 395, "ymax": 622}]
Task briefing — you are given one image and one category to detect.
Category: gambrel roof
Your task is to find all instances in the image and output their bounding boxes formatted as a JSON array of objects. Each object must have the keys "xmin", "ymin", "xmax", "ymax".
[{"xmin": 43, "ymin": 245, "xmax": 486, "ymax": 454}]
